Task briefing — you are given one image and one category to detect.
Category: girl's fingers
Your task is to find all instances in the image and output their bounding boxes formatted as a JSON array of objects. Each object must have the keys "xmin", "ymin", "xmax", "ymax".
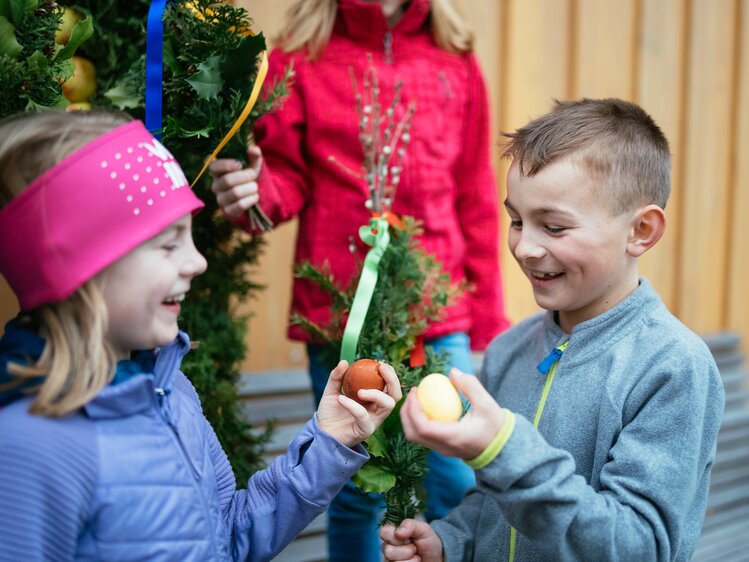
[{"xmin": 378, "ymin": 362, "xmax": 403, "ymax": 402}]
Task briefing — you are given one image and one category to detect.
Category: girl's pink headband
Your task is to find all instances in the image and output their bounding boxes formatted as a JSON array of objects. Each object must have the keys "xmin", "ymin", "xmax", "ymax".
[{"xmin": 0, "ymin": 120, "xmax": 204, "ymax": 311}]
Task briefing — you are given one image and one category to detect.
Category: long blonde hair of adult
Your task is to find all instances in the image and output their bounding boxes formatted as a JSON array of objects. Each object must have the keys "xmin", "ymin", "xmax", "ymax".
[
  {"xmin": 0, "ymin": 110, "xmax": 132, "ymax": 417},
  {"xmin": 275, "ymin": 0, "xmax": 475, "ymax": 59}
]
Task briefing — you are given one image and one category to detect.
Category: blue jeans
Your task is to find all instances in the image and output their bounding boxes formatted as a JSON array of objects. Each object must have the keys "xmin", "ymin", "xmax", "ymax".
[{"xmin": 307, "ymin": 332, "xmax": 477, "ymax": 562}]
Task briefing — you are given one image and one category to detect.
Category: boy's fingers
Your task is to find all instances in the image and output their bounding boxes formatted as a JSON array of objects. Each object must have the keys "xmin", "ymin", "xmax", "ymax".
[{"xmin": 449, "ymin": 369, "xmax": 488, "ymax": 408}]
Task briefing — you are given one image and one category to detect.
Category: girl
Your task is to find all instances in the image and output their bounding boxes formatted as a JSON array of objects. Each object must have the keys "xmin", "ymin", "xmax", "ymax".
[
  {"xmin": 0, "ymin": 110, "xmax": 401, "ymax": 562},
  {"xmin": 210, "ymin": 0, "xmax": 510, "ymax": 560}
]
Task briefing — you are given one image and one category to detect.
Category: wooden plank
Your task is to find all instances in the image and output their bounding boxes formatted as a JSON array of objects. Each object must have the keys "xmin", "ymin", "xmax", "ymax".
[
  {"xmin": 636, "ymin": 0, "xmax": 687, "ymax": 311},
  {"xmin": 678, "ymin": 0, "xmax": 737, "ymax": 333},
  {"xmin": 271, "ymin": 533, "xmax": 326, "ymax": 562},
  {"xmin": 238, "ymin": 370, "xmax": 310, "ymax": 397},
  {"xmin": 574, "ymin": 0, "xmax": 637, "ymax": 98},
  {"xmin": 498, "ymin": 0, "xmax": 572, "ymax": 324},
  {"xmin": 726, "ymin": 0, "xmax": 749, "ymax": 356},
  {"xmin": 240, "ymin": 394, "xmax": 315, "ymax": 425}
]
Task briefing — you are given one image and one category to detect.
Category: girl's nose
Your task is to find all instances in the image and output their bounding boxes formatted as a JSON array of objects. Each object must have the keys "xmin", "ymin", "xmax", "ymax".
[{"xmin": 183, "ymin": 244, "xmax": 207, "ymax": 277}]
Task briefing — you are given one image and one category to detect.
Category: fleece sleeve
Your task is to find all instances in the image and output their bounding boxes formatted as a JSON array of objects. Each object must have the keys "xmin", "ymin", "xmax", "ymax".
[
  {"xmin": 452, "ymin": 54, "xmax": 510, "ymax": 350},
  {"xmin": 210, "ymin": 414, "xmax": 368, "ymax": 562},
  {"xmin": 0, "ymin": 403, "xmax": 96, "ymax": 562},
  {"xmin": 453, "ymin": 356, "xmax": 723, "ymax": 561},
  {"xmin": 231, "ymin": 49, "xmax": 312, "ymax": 233}
]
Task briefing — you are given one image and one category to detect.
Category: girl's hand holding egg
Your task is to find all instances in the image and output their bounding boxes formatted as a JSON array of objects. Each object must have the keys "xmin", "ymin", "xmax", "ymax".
[
  {"xmin": 343, "ymin": 359, "xmax": 386, "ymax": 404},
  {"xmin": 401, "ymin": 369, "xmax": 507, "ymax": 460},
  {"xmin": 317, "ymin": 359, "xmax": 402, "ymax": 447}
]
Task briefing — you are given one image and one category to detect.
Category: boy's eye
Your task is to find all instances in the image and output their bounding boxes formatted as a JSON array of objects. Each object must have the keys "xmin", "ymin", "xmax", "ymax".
[
  {"xmin": 510, "ymin": 219, "xmax": 522, "ymax": 229},
  {"xmin": 545, "ymin": 226, "xmax": 566, "ymax": 235}
]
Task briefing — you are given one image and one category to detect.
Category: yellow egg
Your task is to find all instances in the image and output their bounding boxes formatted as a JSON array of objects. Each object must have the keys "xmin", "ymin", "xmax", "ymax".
[{"xmin": 416, "ymin": 373, "xmax": 463, "ymax": 422}]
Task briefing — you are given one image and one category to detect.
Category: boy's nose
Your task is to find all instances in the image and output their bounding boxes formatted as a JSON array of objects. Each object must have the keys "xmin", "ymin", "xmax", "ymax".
[{"xmin": 513, "ymin": 232, "xmax": 547, "ymax": 261}]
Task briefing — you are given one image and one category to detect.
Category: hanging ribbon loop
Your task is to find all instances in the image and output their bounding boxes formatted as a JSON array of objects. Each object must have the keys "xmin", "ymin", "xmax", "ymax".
[
  {"xmin": 340, "ymin": 217, "xmax": 391, "ymax": 364},
  {"xmin": 145, "ymin": 0, "xmax": 169, "ymax": 138}
]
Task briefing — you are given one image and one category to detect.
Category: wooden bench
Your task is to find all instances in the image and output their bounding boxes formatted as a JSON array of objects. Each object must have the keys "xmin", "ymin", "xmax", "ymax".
[{"xmin": 239, "ymin": 332, "xmax": 749, "ymax": 562}]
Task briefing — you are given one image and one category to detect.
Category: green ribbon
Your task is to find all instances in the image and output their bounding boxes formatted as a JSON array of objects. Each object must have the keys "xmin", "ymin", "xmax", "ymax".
[{"xmin": 340, "ymin": 216, "xmax": 391, "ymax": 364}]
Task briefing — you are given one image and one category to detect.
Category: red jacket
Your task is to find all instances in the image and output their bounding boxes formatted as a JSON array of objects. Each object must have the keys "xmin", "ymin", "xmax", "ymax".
[{"xmin": 244, "ymin": 0, "xmax": 510, "ymax": 349}]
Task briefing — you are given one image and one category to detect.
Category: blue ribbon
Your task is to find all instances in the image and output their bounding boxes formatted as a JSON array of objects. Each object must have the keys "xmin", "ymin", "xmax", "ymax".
[{"xmin": 145, "ymin": 0, "xmax": 169, "ymax": 139}]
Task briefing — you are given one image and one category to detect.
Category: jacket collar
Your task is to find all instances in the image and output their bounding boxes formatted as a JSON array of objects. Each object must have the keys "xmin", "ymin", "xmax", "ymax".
[
  {"xmin": 83, "ymin": 331, "xmax": 191, "ymax": 419},
  {"xmin": 542, "ymin": 278, "xmax": 664, "ymax": 364},
  {"xmin": 335, "ymin": 0, "xmax": 431, "ymax": 47}
]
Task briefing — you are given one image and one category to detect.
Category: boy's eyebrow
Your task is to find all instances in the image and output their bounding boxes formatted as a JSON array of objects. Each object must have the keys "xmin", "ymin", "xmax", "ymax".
[{"xmin": 504, "ymin": 199, "xmax": 572, "ymax": 217}]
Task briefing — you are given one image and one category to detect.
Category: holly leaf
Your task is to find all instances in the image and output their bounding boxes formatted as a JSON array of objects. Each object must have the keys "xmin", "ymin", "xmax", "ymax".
[
  {"xmin": 104, "ymin": 83, "xmax": 142, "ymax": 110},
  {"xmin": 0, "ymin": 16, "xmax": 22, "ymax": 58},
  {"xmin": 186, "ymin": 55, "xmax": 222, "ymax": 100},
  {"xmin": 221, "ymin": 32, "xmax": 265, "ymax": 94},
  {"xmin": 352, "ymin": 462, "xmax": 396, "ymax": 493},
  {"xmin": 25, "ymin": 50, "xmax": 48, "ymax": 71},
  {"xmin": 6, "ymin": 0, "xmax": 35, "ymax": 25}
]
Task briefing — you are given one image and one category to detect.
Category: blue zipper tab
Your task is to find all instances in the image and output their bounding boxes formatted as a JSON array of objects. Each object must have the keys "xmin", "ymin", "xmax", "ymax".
[{"xmin": 537, "ymin": 347, "xmax": 563, "ymax": 375}]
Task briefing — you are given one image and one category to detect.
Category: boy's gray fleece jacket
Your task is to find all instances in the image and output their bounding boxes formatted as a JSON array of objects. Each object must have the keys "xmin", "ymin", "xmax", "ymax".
[{"xmin": 432, "ymin": 279, "xmax": 725, "ymax": 561}]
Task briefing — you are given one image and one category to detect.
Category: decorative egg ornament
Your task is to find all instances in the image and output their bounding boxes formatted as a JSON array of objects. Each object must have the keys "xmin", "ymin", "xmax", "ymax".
[
  {"xmin": 416, "ymin": 373, "xmax": 463, "ymax": 422},
  {"xmin": 343, "ymin": 359, "xmax": 385, "ymax": 405}
]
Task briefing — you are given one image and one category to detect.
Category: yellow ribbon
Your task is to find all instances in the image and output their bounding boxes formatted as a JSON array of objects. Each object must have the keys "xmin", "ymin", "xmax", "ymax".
[{"xmin": 191, "ymin": 49, "xmax": 269, "ymax": 187}]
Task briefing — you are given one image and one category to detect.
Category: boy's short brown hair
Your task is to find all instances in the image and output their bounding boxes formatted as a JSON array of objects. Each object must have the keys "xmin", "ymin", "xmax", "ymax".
[{"xmin": 501, "ymin": 98, "xmax": 671, "ymax": 214}]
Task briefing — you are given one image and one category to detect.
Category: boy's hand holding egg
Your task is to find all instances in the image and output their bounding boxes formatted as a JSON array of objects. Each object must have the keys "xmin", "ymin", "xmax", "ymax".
[
  {"xmin": 416, "ymin": 373, "xmax": 463, "ymax": 422},
  {"xmin": 401, "ymin": 369, "xmax": 507, "ymax": 460}
]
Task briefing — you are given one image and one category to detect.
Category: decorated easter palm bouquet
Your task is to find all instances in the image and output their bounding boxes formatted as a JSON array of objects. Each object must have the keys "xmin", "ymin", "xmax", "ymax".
[{"xmin": 292, "ymin": 63, "xmax": 461, "ymax": 524}]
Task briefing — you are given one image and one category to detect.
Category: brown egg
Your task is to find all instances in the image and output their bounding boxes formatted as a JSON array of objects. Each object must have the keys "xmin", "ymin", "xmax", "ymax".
[{"xmin": 343, "ymin": 359, "xmax": 385, "ymax": 405}]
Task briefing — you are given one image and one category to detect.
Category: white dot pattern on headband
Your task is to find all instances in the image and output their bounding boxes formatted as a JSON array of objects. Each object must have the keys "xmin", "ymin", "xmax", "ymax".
[{"xmin": 102, "ymin": 137, "xmax": 190, "ymax": 219}]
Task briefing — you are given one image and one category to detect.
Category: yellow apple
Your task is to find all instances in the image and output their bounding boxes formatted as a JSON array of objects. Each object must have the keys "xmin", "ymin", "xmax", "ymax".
[
  {"xmin": 62, "ymin": 56, "xmax": 97, "ymax": 103},
  {"xmin": 416, "ymin": 373, "xmax": 463, "ymax": 422},
  {"xmin": 55, "ymin": 7, "xmax": 83, "ymax": 45}
]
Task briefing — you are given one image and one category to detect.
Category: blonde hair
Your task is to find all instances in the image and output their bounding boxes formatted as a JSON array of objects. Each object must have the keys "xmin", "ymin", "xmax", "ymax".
[
  {"xmin": 0, "ymin": 110, "xmax": 132, "ymax": 416},
  {"xmin": 275, "ymin": 0, "xmax": 474, "ymax": 59}
]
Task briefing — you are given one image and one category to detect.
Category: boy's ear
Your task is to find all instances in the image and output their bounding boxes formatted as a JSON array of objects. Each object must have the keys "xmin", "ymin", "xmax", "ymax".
[{"xmin": 627, "ymin": 204, "xmax": 666, "ymax": 257}]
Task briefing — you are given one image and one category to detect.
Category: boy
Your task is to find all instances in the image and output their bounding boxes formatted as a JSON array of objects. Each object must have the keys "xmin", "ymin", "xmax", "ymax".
[{"xmin": 380, "ymin": 98, "xmax": 725, "ymax": 561}]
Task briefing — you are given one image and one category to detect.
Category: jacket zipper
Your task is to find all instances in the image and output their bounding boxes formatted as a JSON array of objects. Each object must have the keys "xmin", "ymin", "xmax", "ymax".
[
  {"xmin": 155, "ymin": 386, "xmax": 226, "ymax": 558},
  {"xmin": 155, "ymin": 387, "xmax": 201, "ymax": 480},
  {"xmin": 508, "ymin": 341, "xmax": 570, "ymax": 562},
  {"xmin": 384, "ymin": 31, "xmax": 393, "ymax": 64}
]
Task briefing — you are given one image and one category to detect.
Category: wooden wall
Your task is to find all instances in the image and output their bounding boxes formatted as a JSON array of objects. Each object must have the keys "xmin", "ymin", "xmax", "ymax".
[
  {"xmin": 0, "ymin": 0, "xmax": 746, "ymax": 372},
  {"xmin": 234, "ymin": 0, "xmax": 749, "ymax": 372}
]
